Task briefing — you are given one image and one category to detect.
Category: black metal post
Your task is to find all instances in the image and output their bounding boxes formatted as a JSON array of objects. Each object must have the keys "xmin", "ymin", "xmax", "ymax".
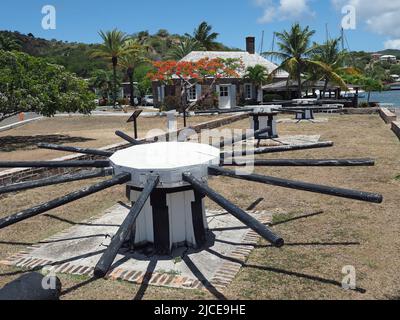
[
  {"xmin": 94, "ymin": 175, "xmax": 160, "ymax": 278},
  {"xmin": 134, "ymin": 118, "xmax": 138, "ymax": 139},
  {"xmin": 0, "ymin": 173, "xmax": 131, "ymax": 230},
  {"xmin": 224, "ymin": 158, "xmax": 375, "ymax": 167},
  {"xmin": 221, "ymin": 141, "xmax": 334, "ymax": 159},
  {"xmin": 37, "ymin": 143, "xmax": 113, "ymax": 157},
  {"xmin": 355, "ymin": 88, "xmax": 359, "ymax": 107},
  {"xmin": 182, "ymin": 172, "xmax": 284, "ymax": 247},
  {"xmin": 0, "ymin": 168, "xmax": 114, "ymax": 195},
  {"xmin": 208, "ymin": 166, "xmax": 383, "ymax": 204},
  {"xmin": 0, "ymin": 160, "xmax": 110, "ymax": 168}
]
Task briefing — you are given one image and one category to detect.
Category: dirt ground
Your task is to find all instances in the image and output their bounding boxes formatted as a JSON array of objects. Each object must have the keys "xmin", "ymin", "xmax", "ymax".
[
  {"xmin": 0, "ymin": 114, "xmax": 399, "ymax": 300},
  {"xmin": 0, "ymin": 114, "xmax": 220, "ymax": 163}
]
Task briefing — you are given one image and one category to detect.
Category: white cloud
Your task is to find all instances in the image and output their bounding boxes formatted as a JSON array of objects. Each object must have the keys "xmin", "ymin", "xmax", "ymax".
[
  {"xmin": 258, "ymin": 7, "xmax": 276, "ymax": 24},
  {"xmin": 254, "ymin": 0, "xmax": 315, "ymax": 24},
  {"xmin": 384, "ymin": 39, "xmax": 400, "ymax": 50},
  {"xmin": 332, "ymin": 1, "xmax": 400, "ymax": 37}
]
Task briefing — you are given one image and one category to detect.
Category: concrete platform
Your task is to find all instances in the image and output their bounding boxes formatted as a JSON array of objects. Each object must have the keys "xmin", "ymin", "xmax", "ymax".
[{"xmin": 1, "ymin": 204, "xmax": 272, "ymax": 292}]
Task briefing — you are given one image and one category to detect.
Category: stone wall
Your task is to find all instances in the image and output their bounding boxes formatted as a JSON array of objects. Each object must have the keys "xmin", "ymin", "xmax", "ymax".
[
  {"xmin": 392, "ymin": 121, "xmax": 400, "ymax": 140},
  {"xmin": 341, "ymin": 107, "xmax": 380, "ymax": 115},
  {"xmin": 379, "ymin": 108, "xmax": 397, "ymax": 124},
  {"xmin": 0, "ymin": 113, "xmax": 248, "ymax": 187}
]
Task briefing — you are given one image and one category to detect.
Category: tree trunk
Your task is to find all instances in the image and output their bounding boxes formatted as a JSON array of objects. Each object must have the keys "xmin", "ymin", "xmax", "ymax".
[
  {"xmin": 323, "ymin": 77, "xmax": 329, "ymax": 97},
  {"xmin": 297, "ymin": 65, "xmax": 302, "ymax": 99},
  {"xmin": 112, "ymin": 57, "xmax": 118, "ymax": 108},
  {"xmin": 127, "ymin": 68, "xmax": 135, "ymax": 107},
  {"xmin": 181, "ymin": 81, "xmax": 188, "ymax": 127},
  {"xmin": 368, "ymin": 91, "xmax": 371, "ymax": 103}
]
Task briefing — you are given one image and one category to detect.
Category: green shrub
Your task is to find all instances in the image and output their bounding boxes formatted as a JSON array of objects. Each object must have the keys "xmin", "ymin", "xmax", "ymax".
[
  {"xmin": 264, "ymin": 93, "xmax": 283, "ymax": 102},
  {"xmin": 0, "ymin": 50, "xmax": 95, "ymax": 122}
]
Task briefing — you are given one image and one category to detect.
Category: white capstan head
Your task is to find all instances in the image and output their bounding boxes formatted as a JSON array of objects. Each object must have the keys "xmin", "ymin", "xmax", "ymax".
[{"xmin": 110, "ymin": 142, "xmax": 220, "ymax": 188}]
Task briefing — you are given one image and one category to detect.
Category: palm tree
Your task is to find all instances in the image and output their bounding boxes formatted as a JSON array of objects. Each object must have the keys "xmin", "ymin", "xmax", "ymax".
[
  {"xmin": 244, "ymin": 65, "xmax": 269, "ymax": 103},
  {"xmin": 136, "ymin": 31, "xmax": 150, "ymax": 46},
  {"xmin": 91, "ymin": 29, "xmax": 131, "ymax": 107},
  {"xmin": 167, "ymin": 38, "xmax": 205, "ymax": 60},
  {"xmin": 264, "ymin": 23, "xmax": 345, "ymax": 98},
  {"xmin": 119, "ymin": 40, "xmax": 149, "ymax": 106},
  {"xmin": 90, "ymin": 69, "xmax": 113, "ymax": 101},
  {"xmin": 312, "ymin": 38, "xmax": 349, "ymax": 93},
  {"xmin": 186, "ymin": 21, "xmax": 219, "ymax": 50},
  {"xmin": 0, "ymin": 34, "xmax": 21, "ymax": 51}
]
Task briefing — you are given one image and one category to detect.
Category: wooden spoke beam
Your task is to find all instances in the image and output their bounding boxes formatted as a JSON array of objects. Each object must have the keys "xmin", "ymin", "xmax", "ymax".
[
  {"xmin": 37, "ymin": 143, "xmax": 113, "ymax": 157},
  {"xmin": 115, "ymin": 131, "xmax": 144, "ymax": 145},
  {"xmin": 208, "ymin": 166, "xmax": 383, "ymax": 204},
  {"xmin": 94, "ymin": 175, "xmax": 160, "ymax": 278},
  {"xmin": 0, "ymin": 168, "xmax": 114, "ymax": 195},
  {"xmin": 221, "ymin": 142, "xmax": 334, "ymax": 158},
  {"xmin": 0, "ymin": 160, "xmax": 110, "ymax": 168},
  {"xmin": 0, "ymin": 173, "xmax": 131, "ymax": 230},
  {"xmin": 182, "ymin": 172, "xmax": 284, "ymax": 248},
  {"xmin": 223, "ymin": 158, "xmax": 375, "ymax": 167},
  {"xmin": 217, "ymin": 127, "xmax": 271, "ymax": 149}
]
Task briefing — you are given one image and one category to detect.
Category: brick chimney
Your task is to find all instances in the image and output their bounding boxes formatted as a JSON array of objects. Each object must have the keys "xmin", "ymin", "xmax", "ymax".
[{"xmin": 246, "ymin": 37, "xmax": 255, "ymax": 54}]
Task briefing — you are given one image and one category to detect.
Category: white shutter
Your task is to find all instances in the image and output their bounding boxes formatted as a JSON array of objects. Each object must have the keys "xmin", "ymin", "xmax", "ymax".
[
  {"xmin": 196, "ymin": 84, "xmax": 202, "ymax": 101},
  {"xmin": 216, "ymin": 85, "xmax": 221, "ymax": 108},
  {"xmin": 161, "ymin": 85, "xmax": 165, "ymax": 102},
  {"xmin": 157, "ymin": 86, "xmax": 161, "ymax": 103},
  {"xmin": 230, "ymin": 84, "xmax": 237, "ymax": 108}
]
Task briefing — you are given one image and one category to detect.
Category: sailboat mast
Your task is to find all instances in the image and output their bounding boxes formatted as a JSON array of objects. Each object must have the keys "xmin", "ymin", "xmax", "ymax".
[
  {"xmin": 271, "ymin": 32, "xmax": 276, "ymax": 62},
  {"xmin": 341, "ymin": 27, "xmax": 345, "ymax": 51},
  {"xmin": 259, "ymin": 30, "xmax": 265, "ymax": 54}
]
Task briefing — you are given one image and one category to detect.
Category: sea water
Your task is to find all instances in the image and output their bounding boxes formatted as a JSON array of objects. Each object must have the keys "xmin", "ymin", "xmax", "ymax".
[{"xmin": 360, "ymin": 90, "xmax": 400, "ymax": 107}]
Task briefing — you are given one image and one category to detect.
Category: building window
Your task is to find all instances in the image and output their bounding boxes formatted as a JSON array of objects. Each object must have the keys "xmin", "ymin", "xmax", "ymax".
[
  {"xmin": 220, "ymin": 86, "xmax": 229, "ymax": 97},
  {"xmin": 188, "ymin": 86, "xmax": 197, "ymax": 101},
  {"xmin": 244, "ymin": 84, "xmax": 252, "ymax": 99}
]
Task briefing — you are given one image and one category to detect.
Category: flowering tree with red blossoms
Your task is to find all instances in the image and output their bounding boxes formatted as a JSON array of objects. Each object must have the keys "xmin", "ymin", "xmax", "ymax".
[{"xmin": 148, "ymin": 58, "xmax": 244, "ymax": 116}]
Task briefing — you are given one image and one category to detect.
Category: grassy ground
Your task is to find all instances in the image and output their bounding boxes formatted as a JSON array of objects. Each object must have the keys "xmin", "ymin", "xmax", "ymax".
[
  {"xmin": 0, "ymin": 114, "xmax": 399, "ymax": 300},
  {"xmin": 0, "ymin": 114, "xmax": 220, "ymax": 163}
]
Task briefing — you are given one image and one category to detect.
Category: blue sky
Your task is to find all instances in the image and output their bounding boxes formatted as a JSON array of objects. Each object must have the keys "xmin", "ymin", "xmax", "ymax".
[{"xmin": 0, "ymin": 0, "xmax": 397, "ymax": 52}]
